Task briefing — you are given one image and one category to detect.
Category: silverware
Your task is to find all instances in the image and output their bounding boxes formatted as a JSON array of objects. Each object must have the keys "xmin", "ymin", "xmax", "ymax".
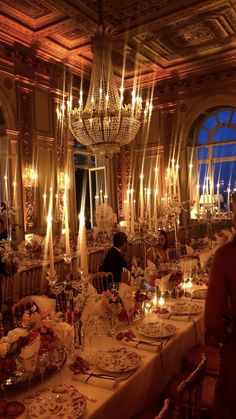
[
  {"xmin": 79, "ymin": 369, "xmax": 136, "ymax": 381},
  {"xmin": 124, "ymin": 337, "xmax": 161, "ymax": 347}
]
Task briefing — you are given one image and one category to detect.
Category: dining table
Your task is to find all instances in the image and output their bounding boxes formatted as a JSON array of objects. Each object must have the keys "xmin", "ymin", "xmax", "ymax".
[{"xmin": 6, "ymin": 297, "xmax": 205, "ymax": 419}]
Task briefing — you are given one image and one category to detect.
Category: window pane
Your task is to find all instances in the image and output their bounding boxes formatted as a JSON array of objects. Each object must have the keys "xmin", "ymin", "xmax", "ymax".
[
  {"xmin": 213, "ymin": 127, "xmax": 236, "ymax": 142},
  {"xmin": 198, "ymin": 163, "xmax": 208, "ymax": 193},
  {"xmin": 213, "ymin": 143, "xmax": 236, "ymax": 158},
  {"xmin": 198, "ymin": 147, "xmax": 208, "ymax": 160},
  {"xmin": 203, "ymin": 115, "xmax": 217, "ymax": 130},
  {"xmin": 197, "ymin": 128, "xmax": 209, "ymax": 144},
  {"xmin": 214, "ymin": 161, "xmax": 236, "ymax": 207},
  {"xmin": 74, "ymin": 154, "xmax": 87, "ymax": 166},
  {"xmin": 217, "ymin": 110, "xmax": 231, "ymax": 124}
]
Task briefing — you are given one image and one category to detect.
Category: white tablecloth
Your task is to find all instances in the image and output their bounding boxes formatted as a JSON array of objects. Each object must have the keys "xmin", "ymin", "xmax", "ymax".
[{"xmin": 9, "ymin": 302, "xmax": 205, "ymax": 419}]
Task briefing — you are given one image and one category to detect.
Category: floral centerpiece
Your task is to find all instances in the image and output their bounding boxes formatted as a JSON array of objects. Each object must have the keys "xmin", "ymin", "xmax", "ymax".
[
  {"xmin": 25, "ymin": 234, "xmax": 44, "ymax": 259},
  {"xmin": 0, "ymin": 312, "xmax": 74, "ymax": 384},
  {"xmin": 0, "ymin": 239, "xmax": 21, "ymax": 275},
  {"xmin": 0, "ymin": 327, "xmax": 40, "ymax": 382},
  {"xmin": 131, "ymin": 266, "xmax": 149, "ymax": 288},
  {"xmin": 168, "ymin": 269, "xmax": 183, "ymax": 297}
]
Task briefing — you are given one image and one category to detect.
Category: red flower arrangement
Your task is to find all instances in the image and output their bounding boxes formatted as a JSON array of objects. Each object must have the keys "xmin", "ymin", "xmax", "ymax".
[{"xmin": 168, "ymin": 270, "xmax": 183, "ymax": 287}]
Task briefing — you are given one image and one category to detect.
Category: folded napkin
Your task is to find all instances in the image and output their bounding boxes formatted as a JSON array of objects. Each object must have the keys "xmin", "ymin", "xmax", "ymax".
[
  {"xmin": 120, "ymin": 337, "xmax": 162, "ymax": 353},
  {"xmin": 119, "ymin": 282, "xmax": 136, "ymax": 313},
  {"xmin": 30, "ymin": 295, "xmax": 56, "ymax": 313},
  {"xmin": 72, "ymin": 373, "xmax": 119, "ymax": 390}
]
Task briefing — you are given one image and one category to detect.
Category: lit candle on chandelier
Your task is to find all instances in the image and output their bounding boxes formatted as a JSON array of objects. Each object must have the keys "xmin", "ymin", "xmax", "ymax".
[{"xmin": 217, "ymin": 183, "xmax": 221, "ymax": 214}]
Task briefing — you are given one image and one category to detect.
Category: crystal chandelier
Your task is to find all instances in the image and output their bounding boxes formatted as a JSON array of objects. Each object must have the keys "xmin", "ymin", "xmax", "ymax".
[{"xmin": 66, "ymin": 26, "xmax": 152, "ymax": 155}]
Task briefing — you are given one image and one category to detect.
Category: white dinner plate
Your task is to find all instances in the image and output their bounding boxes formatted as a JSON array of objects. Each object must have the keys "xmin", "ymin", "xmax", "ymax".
[
  {"xmin": 192, "ymin": 288, "xmax": 207, "ymax": 299},
  {"xmin": 170, "ymin": 302, "xmax": 203, "ymax": 315},
  {"xmin": 95, "ymin": 347, "xmax": 141, "ymax": 373},
  {"xmin": 28, "ymin": 385, "xmax": 86, "ymax": 419},
  {"xmin": 139, "ymin": 322, "xmax": 177, "ymax": 339}
]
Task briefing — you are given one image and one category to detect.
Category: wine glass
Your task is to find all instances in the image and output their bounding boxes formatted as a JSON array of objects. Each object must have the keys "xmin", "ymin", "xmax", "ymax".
[
  {"xmin": 144, "ymin": 299, "xmax": 153, "ymax": 323},
  {"xmin": 37, "ymin": 351, "xmax": 49, "ymax": 385},
  {"xmin": 84, "ymin": 323, "xmax": 95, "ymax": 354},
  {"xmin": 49, "ymin": 346, "xmax": 66, "ymax": 377}
]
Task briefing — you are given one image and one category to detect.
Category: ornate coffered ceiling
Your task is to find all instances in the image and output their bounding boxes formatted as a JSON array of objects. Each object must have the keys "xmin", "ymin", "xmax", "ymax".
[{"xmin": 1, "ymin": 0, "xmax": 236, "ymax": 89}]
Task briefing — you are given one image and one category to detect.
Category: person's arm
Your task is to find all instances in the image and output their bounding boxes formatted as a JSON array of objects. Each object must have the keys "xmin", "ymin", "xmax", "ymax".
[{"xmin": 205, "ymin": 249, "xmax": 229, "ymax": 343}]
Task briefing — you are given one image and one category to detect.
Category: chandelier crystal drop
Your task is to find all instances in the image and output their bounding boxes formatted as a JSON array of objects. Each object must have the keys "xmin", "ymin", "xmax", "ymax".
[{"xmin": 66, "ymin": 27, "xmax": 152, "ymax": 155}]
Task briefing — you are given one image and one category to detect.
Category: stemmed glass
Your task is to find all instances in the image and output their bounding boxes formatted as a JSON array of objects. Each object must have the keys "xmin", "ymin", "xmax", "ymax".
[
  {"xmin": 144, "ymin": 299, "xmax": 153, "ymax": 323},
  {"xmin": 37, "ymin": 351, "xmax": 49, "ymax": 385},
  {"xmin": 108, "ymin": 313, "xmax": 116, "ymax": 342},
  {"xmin": 49, "ymin": 346, "xmax": 66, "ymax": 377},
  {"xmin": 84, "ymin": 323, "xmax": 95, "ymax": 354}
]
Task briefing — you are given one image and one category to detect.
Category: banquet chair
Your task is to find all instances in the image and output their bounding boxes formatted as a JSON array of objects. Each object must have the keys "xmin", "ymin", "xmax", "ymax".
[
  {"xmin": 90, "ymin": 271, "xmax": 114, "ymax": 294},
  {"xmin": 19, "ymin": 265, "xmax": 43, "ymax": 297},
  {"xmin": 167, "ymin": 248, "xmax": 178, "ymax": 261},
  {"xmin": 180, "ymin": 244, "xmax": 187, "ymax": 257},
  {"xmin": 155, "ymin": 399, "xmax": 172, "ymax": 419},
  {"xmin": 12, "ymin": 296, "xmax": 40, "ymax": 327},
  {"xmin": 166, "ymin": 353, "xmax": 216, "ymax": 418},
  {"xmin": 89, "ymin": 248, "xmax": 105, "ymax": 273},
  {"xmin": 182, "ymin": 333, "xmax": 220, "ymax": 378},
  {"xmin": 2, "ymin": 274, "xmax": 15, "ymax": 307}
]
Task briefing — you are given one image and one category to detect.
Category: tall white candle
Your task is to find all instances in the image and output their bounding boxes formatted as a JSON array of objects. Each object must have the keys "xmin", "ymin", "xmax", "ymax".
[
  {"xmin": 147, "ymin": 189, "xmax": 152, "ymax": 233},
  {"xmin": 99, "ymin": 189, "xmax": 103, "ymax": 205},
  {"xmin": 95, "ymin": 195, "xmax": 99, "ymax": 210},
  {"xmin": 139, "ymin": 174, "xmax": 144, "ymax": 219},
  {"xmin": 217, "ymin": 184, "xmax": 220, "ymax": 215},
  {"xmin": 4, "ymin": 175, "xmax": 9, "ymax": 202},
  {"xmin": 79, "ymin": 213, "xmax": 88, "ymax": 275},
  {"xmin": 47, "ymin": 213, "xmax": 55, "ymax": 277},
  {"xmin": 188, "ymin": 164, "xmax": 193, "ymax": 202},
  {"xmin": 196, "ymin": 184, "xmax": 200, "ymax": 217},
  {"xmin": 154, "ymin": 190, "xmax": 158, "ymax": 233},
  {"xmin": 227, "ymin": 188, "xmax": 231, "ymax": 213},
  {"xmin": 130, "ymin": 189, "xmax": 135, "ymax": 234},
  {"xmin": 64, "ymin": 192, "xmax": 71, "ymax": 257}
]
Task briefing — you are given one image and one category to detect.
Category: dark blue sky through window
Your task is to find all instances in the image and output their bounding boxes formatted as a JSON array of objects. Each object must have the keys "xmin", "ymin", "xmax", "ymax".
[{"xmin": 197, "ymin": 109, "xmax": 236, "ymax": 206}]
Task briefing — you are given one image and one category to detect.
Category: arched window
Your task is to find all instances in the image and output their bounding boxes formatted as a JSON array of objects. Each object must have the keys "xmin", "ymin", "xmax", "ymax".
[{"xmin": 189, "ymin": 108, "xmax": 236, "ymax": 219}]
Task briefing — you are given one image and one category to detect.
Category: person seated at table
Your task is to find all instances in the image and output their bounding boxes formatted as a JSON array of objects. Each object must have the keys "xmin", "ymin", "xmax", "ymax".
[
  {"xmin": 146, "ymin": 230, "xmax": 168, "ymax": 267},
  {"xmin": 99, "ymin": 231, "xmax": 128, "ymax": 284}
]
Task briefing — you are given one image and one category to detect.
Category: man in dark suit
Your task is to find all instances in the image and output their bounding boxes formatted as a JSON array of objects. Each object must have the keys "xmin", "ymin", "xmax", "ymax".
[{"xmin": 100, "ymin": 232, "xmax": 128, "ymax": 284}]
